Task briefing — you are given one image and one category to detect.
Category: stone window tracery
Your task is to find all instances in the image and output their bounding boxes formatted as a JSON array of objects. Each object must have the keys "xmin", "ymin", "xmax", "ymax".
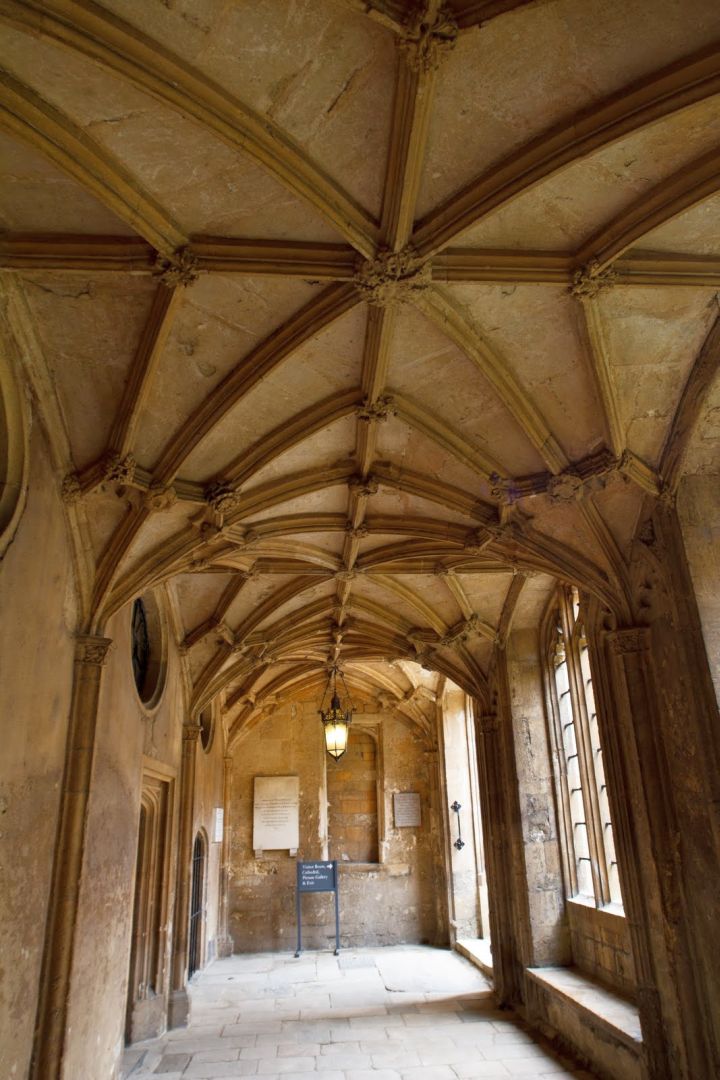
[{"xmin": 546, "ymin": 587, "xmax": 623, "ymax": 909}]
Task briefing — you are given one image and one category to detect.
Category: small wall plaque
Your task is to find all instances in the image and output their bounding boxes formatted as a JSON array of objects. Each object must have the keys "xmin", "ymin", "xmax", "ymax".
[{"xmin": 394, "ymin": 791, "xmax": 421, "ymax": 828}]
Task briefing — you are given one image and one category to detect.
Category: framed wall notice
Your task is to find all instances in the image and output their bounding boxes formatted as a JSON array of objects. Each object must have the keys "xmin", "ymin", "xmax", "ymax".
[
  {"xmin": 253, "ymin": 775, "xmax": 299, "ymax": 852},
  {"xmin": 394, "ymin": 791, "xmax": 421, "ymax": 828}
]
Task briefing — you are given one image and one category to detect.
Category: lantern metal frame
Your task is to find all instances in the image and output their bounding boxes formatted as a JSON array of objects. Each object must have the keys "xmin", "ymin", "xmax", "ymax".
[{"xmin": 318, "ymin": 664, "xmax": 354, "ymax": 761}]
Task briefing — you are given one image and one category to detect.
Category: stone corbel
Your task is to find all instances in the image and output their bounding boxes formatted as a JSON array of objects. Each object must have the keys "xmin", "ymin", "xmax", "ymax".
[
  {"xmin": 182, "ymin": 720, "xmax": 202, "ymax": 743},
  {"xmin": 75, "ymin": 634, "xmax": 113, "ymax": 666}
]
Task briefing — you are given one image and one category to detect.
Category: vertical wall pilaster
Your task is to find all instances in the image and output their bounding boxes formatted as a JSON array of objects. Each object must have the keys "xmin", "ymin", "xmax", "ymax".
[
  {"xmin": 30, "ymin": 634, "xmax": 112, "ymax": 1080},
  {"xmin": 168, "ymin": 721, "xmax": 200, "ymax": 1028},
  {"xmin": 216, "ymin": 754, "xmax": 233, "ymax": 958},
  {"xmin": 601, "ymin": 621, "xmax": 719, "ymax": 1079},
  {"xmin": 601, "ymin": 628, "xmax": 678, "ymax": 1079}
]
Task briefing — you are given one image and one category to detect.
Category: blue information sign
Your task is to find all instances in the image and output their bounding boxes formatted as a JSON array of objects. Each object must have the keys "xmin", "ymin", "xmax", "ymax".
[
  {"xmin": 298, "ymin": 861, "xmax": 337, "ymax": 893},
  {"xmin": 295, "ymin": 860, "xmax": 340, "ymax": 956}
]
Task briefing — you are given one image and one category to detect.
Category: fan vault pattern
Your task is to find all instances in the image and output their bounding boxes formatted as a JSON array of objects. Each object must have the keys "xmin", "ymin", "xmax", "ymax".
[{"xmin": 1, "ymin": 0, "xmax": 720, "ymax": 745}]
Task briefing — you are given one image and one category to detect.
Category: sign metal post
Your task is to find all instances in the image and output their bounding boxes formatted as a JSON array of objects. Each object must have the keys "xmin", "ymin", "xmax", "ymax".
[{"xmin": 295, "ymin": 860, "xmax": 340, "ymax": 957}]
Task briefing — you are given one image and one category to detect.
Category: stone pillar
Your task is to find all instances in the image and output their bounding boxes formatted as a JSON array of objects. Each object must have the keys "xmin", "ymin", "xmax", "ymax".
[
  {"xmin": 601, "ymin": 625, "xmax": 717, "ymax": 1079},
  {"xmin": 473, "ymin": 705, "xmax": 530, "ymax": 1006},
  {"xmin": 30, "ymin": 634, "xmax": 112, "ymax": 1080},
  {"xmin": 216, "ymin": 754, "xmax": 233, "ymax": 958},
  {"xmin": 167, "ymin": 721, "xmax": 200, "ymax": 1028},
  {"xmin": 425, "ymin": 742, "xmax": 450, "ymax": 946}
]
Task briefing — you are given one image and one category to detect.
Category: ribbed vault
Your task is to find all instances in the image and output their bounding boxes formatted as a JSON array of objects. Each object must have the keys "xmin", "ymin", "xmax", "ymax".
[{"xmin": 2, "ymin": 0, "xmax": 719, "ymax": 738}]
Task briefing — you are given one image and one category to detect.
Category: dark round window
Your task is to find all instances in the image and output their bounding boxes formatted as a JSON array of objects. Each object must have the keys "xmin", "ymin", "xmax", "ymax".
[
  {"xmin": 131, "ymin": 598, "xmax": 150, "ymax": 696},
  {"xmin": 131, "ymin": 592, "xmax": 166, "ymax": 707},
  {"xmin": 199, "ymin": 709, "xmax": 214, "ymax": 752}
]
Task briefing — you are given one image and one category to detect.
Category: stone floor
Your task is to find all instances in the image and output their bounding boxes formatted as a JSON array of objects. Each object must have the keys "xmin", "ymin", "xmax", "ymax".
[{"xmin": 121, "ymin": 946, "xmax": 595, "ymax": 1080}]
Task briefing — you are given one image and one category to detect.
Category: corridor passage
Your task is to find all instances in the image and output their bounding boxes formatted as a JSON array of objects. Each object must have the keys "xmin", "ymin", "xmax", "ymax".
[{"xmin": 121, "ymin": 946, "xmax": 592, "ymax": 1079}]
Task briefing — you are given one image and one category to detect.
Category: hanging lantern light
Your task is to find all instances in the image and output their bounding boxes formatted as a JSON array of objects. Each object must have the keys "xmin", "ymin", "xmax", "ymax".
[{"xmin": 319, "ymin": 665, "xmax": 353, "ymax": 761}]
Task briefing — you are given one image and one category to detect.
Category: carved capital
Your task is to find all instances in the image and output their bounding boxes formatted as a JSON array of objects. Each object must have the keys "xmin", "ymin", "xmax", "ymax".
[
  {"xmin": 569, "ymin": 259, "xmax": 619, "ymax": 299},
  {"xmin": 398, "ymin": 8, "xmax": 458, "ymax": 73},
  {"xmin": 61, "ymin": 472, "xmax": 82, "ymax": 504},
  {"xmin": 205, "ymin": 481, "xmax": 241, "ymax": 515},
  {"xmin": 348, "ymin": 473, "xmax": 379, "ymax": 497},
  {"xmin": 356, "ymin": 395, "xmax": 397, "ymax": 422},
  {"xmin": 607, "ymin": 627, "xmax": 652, "ymax": 655},
  {"xmin": 183, "ymin": 721, "xmax": 202, "ymax": 742},
  {"xmin": 355, "ymin": 248, "xmax": 431, "ymax": 306},
  {"xmin": 75, "ymin": 634, "xmax": 112, "ymax": 666},
  {"xmin": 103, "ymin": 450, "xmax": 136, "ymax": 484},
  {"xmin": 154, "ymin": 247, "xmax": 199, "ymax": 288}
]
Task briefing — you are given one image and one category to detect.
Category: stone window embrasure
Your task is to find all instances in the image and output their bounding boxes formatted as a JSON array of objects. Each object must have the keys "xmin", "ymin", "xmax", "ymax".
[
  {"xmin": 327, "ymin": 728, "xmax": 380, "ymax": 864},
  {"xmin": 545, "ymin": 587, "xmax": 623, "ymax": 909}
]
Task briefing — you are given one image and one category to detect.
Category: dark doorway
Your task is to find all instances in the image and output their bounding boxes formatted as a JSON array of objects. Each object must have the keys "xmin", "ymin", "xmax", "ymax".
[
  {"xmin": 188, "ymin": 831, "xmax": 206, "ymax": 978},
  {"xmin": 126, "ymin": 771, "xmax": 172, "ymax": 1044}
]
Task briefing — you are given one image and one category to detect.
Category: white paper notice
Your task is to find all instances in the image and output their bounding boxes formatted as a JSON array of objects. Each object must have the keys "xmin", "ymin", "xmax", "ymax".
[
  {"xmin": 253, "ymin": 776, "xmax": 300, "ymax": 851},
  {"xmin": 213, "ymin": 806, "xmax": 224, "ymax": 843}
]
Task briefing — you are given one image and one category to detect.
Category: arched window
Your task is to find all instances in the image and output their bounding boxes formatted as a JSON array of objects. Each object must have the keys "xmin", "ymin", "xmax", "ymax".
[
  {"xmin": 188, "ymin": 832, "xmax": 206, "ymax": 977},
  {"xmin": 546, "ymin": 588, "xmax": 622, "ymax": 909}
]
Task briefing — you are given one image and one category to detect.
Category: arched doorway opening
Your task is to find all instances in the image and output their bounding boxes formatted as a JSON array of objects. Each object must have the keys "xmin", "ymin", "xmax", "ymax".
[
  {"xmin": 188, "ymin": 831, "xmax": 206, "ymax": 979},
  {"xmin": 125, "ymin": 769, "xmax": 172, "ymax": 1044}
]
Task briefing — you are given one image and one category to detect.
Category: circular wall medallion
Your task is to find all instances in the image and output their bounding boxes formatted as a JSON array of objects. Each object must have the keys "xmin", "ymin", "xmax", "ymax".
[{"xmin": 131, "ymin": 592, "xmax": 167, "ymax": 708}]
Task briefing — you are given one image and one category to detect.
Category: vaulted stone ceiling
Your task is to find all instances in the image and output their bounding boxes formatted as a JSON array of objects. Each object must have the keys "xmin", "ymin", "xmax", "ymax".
[{"xmin": 1, "ymin": 0, "xmax": 719, "ymax": 743}]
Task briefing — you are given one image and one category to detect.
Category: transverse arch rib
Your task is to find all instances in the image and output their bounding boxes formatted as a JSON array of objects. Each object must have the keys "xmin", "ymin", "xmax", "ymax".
[{"xmin": 0, "ymin": 0, "xmax": 380, "ymax": 256}]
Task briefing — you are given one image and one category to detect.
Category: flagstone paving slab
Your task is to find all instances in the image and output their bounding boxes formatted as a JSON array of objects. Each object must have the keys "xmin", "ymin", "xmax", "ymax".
[{"xmin": 120, "ymin": 946, "xmax": 594, "ymax": 1080}]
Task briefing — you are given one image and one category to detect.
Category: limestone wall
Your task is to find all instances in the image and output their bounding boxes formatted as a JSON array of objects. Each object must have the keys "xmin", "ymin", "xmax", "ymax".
[
  {"xmin": 0, "ymin": 423, "xmax": 76, "ymax": 1080},
  {"xmin": 227, "ymin": 699, "xmax": 442, "ymax": 952},
  {"xmin": 61, "ymin": 601, "xmax": 185, "ymax": 1078},
  {"xmin": 567, "ymin": 900, "xmax": 636, "ymax": 998},
  {"xmin": 504, "ymin": 630, "xmax": 569, "ymax": 967}
]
